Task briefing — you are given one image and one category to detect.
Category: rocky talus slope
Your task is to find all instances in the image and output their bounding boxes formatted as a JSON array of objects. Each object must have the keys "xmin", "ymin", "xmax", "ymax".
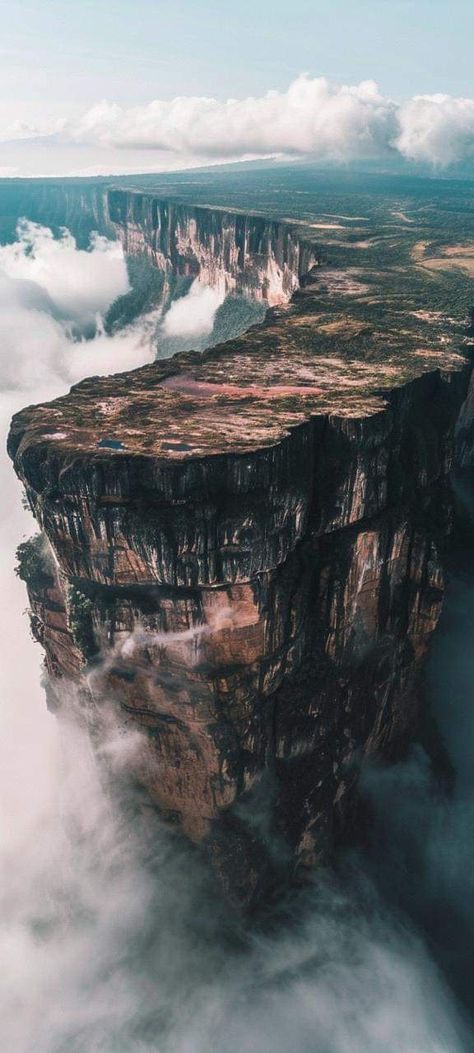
[{"xmin": 9, "ymin": 193, "xmax": 474, "ymax": 906}]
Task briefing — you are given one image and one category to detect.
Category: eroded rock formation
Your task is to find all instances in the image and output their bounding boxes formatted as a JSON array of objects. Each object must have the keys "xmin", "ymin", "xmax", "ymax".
[{"xmin": 9, "ymin": 193, "xmax": 474, "ymax": 906}]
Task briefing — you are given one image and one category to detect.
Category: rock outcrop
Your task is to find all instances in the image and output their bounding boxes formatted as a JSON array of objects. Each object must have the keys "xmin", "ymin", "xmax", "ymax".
[
  {"xmin": 108, "ymin": 189, "xmax": 316, "ymax": 305},
  {"xmin": 9, "ymin": 193, "xmax": 474, "ymax": 906}
]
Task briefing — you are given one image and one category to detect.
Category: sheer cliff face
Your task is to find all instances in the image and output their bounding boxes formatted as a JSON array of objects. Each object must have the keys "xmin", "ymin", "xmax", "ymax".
[
  {"xmin": 9, "ymin": 193, "xmax": 474, "ymax": 907},
  {"xmin": 108, "ymin": 189, "xmax": 316, "ymax": 306}
]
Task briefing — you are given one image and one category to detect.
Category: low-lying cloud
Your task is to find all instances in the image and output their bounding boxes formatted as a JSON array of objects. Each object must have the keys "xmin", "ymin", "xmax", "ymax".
[
  {"xmin": 0, "ymin": 221, "xmax": 128, "ymax": 323},
  {"xmin": 7, "ymin": 75, "xmax": 474, "ymax": 171},
  {"xmin": 0, "ymin": 221, "xmax": 158, "ymax": 394},
  {"xmin": 162, "ymin": 279, "xmax": 225, "ymax": 338},
  {"xmin": 0, "ymin": 223, "xmax": 153, "ymax": 1051}
]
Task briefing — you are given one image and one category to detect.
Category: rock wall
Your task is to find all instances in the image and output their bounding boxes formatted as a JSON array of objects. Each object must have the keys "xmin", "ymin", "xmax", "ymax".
[
  {"xmin": 0, "ymin": 178, "xmax": 112, "ymax": 246},
  {"xmin": 107, "ymin": 189, "xmax": 317, "ymax": 305},
  {"xmin": 9, "ymin": 366, "xmax": 470, "ymax": 906}
]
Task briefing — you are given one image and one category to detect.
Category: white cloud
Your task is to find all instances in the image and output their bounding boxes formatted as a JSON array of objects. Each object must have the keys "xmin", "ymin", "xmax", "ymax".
[
  {"xmin": 68, "ymin": 76, "xmax": 396, "ymax": 162},
  {"xmin": 0, "ymin": 221, "xmax": 128, "ymax": 324},
  {"xmin": 0, "ymin": 226, "xmax": 165, "ymax": 1052},
  {"xmin": 396, "ymin": 93, "xmax": 474, "ymax": 166},
  {"xmin": 162, "ymin": 279, "xmax": 224, "ymax": 338},
  {"xmin": 0, "ymin": 226, "xmax": 149, "ymax": 1048},
  {"xmin": 3, "ymin": 75, "xmax": 474, "ymax": 173},
  {"xmin": 34, "ymin": 75, "xmax": 472, "ymax": 169},
  {"xmin": 0, "ymin": 221, "xmax": 158, "ymax": 394}
]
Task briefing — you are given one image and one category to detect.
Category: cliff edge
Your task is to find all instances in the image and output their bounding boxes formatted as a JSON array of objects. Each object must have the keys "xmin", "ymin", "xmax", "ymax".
[{"xmin": 8, "ymin": 191, "xmax": 474, "ymax": 905}]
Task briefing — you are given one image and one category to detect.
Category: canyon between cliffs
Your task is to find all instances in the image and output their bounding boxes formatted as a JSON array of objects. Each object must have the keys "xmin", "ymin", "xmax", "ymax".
[{"xmin": 8, "ymin": 189, "xmax": 474, "ymax": 908}]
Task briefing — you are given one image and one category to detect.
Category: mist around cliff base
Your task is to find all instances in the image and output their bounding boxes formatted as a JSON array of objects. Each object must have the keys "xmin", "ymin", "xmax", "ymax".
[{"xmin": 0, "ymin": 221, "xmax": 473, "ymax": 1051}]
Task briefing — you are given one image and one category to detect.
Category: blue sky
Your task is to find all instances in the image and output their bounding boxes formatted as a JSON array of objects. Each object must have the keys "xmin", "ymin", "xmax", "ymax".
[{"xmin": 1, "ymin": 0, "xmax": 474, "ymax": 176}]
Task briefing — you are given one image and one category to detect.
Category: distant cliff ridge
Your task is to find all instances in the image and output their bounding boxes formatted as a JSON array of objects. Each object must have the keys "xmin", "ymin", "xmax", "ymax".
[
  {"xmin": 9, "ymin": 192, "xmax": 474, "ymax": 908},
  {"xmin": 108, "ymin": 189, "xmax": 317, "ymax": 305}
]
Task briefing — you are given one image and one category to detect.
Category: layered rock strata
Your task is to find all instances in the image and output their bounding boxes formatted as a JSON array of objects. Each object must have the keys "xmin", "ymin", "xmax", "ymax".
[{"xmin": 9, "ymin": 196, "xmax": 474, "ymax": 905}]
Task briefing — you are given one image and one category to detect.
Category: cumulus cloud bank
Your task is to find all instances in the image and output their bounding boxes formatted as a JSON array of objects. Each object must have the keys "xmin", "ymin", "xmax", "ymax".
[
  {"xmin": 396, "ymin": 93, "xmax": 474, "ymax": 166},
  {"xmin": 49, "ymin": 75, "xmax": 474, "ymax": 168}
]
